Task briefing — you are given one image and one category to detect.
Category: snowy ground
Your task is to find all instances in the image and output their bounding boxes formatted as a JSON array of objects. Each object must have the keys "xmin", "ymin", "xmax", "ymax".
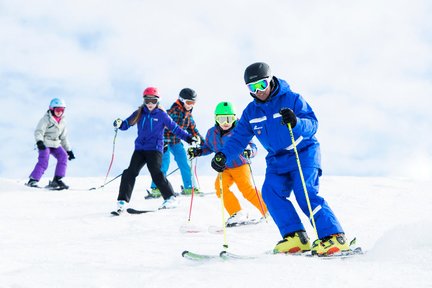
[{"xmin": 1, "ymin": 175, "xmax": 431, "ymax": 288}]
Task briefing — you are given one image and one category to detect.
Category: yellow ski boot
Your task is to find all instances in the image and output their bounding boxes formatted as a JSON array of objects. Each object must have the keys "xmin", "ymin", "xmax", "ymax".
[
  {"xmin": 273, "ymin": 231, "xmax": 311, "ymax": 254},
  {"xmin": 311, "ymin": 233, "xmax": 350, "ymax": 256}
]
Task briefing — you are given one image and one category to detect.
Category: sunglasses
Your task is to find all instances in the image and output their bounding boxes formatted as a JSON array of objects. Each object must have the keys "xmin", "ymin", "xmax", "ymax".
[
  {"xmin": 215, "ymin": 115, "xmax": 236, "ymax": 125},
  {"xmin": 247, "ymin": 78, "xmax": 270, "ymax": 93},
  {"xmin": 144, "ymin": 97, "xmax": 159, "ymax": 104}
]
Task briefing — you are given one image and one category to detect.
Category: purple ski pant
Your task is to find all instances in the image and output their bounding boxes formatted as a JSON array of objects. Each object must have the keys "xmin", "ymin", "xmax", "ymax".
[{"xmin": 29, "ymin": 146, "xmax": 68, "ymax": 181}]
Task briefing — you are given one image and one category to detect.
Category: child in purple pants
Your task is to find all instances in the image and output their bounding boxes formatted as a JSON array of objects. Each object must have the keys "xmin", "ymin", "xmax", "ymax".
[{"xmin": 27, "ymin": 98, "xmax": 75, "ymax": 190}]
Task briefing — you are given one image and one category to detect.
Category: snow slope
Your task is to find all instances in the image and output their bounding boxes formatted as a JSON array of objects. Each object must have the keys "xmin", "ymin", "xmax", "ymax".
[{"xmin": 1, "ymin": 175, "xmax": 431, "ymax": 288}]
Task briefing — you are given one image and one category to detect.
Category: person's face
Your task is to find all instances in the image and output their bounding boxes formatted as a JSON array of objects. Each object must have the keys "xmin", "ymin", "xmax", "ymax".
[
  {"xmin": 53, "ymin": 107, "xmax": 65, "ymax": 117},
  {"xmin": 144, "ymin": 96, "xmax": 159, "ymax": 111},
  {"xmin": 215, "ymin": 115, "xmax": 235, "ymax": 130},
  {"xmin": 182, "ymin": 99, "xmax": 195, "ymax": 111},
  {"xmin": 246, "ymin": 77, "xmax": 271, "ymax": 101}
]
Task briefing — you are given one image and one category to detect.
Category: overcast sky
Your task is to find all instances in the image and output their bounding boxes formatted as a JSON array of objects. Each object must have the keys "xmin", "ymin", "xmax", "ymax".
[{"xmin": 1, "ymin": 0, "xmax": 431, "ymax": 181}]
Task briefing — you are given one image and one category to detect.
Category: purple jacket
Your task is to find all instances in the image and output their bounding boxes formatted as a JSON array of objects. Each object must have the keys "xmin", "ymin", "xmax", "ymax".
[{"xmin": 119, "ymin": 106, "xmax": 191, "ymax": 152}]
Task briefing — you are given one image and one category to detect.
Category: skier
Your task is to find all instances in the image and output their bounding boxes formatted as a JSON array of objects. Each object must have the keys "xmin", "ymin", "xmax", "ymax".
[
  {"xmin": 112, "ymin": 87, "xmax": 198, "ymax": 214},
  {"xmin": 210, "ymin": 62, "xmax": 349, "ymax": 256},
  {"xmin": 26, "ymin": 98, "xmax": 75, "ymax": 190},
  {"xmin": 148, "ymin": 88, "xmax": 204, "ymax": 197},
  {"xmin": 188, "ymin": 101, "xmax": 268, "ymax": 226}
]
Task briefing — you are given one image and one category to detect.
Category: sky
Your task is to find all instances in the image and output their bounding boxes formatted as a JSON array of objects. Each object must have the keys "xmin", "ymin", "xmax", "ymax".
[
  {"xmin": 0, "ymin": 0, "xmax": 431, "ymax": 180},
  {"xmin": 1, "ymin": 175, "xmax": 431, "ymax": 287}
]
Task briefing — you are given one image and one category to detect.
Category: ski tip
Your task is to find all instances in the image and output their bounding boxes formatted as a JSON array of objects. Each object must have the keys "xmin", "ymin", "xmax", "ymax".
[{"xmin": 181, "ymin": 250, "xmax": 190, "ymax": 257}]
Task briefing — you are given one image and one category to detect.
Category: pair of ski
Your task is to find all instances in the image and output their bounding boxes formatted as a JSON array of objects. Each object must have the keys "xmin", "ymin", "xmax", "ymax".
[
  {"xmin": 110, "ymin": 208, "xmax": 156, "ymax": 216},
  {"xmin": 179, "ymin": 217, "xmax": 265, "ymax": 234},
  {"xmin": 183, "ymin": 238, "xmax": 364, "ymax": 261},
  {"xmin": 144, "ymin": 190, "xmax": 214, "ymax": 200},
  {"xmin": 25, "ymin": 183, "xmax": 69, "ymax": 191},
  {"xmin": 183, "ymin": 247, "xmax": 364, "ymax": 261}
]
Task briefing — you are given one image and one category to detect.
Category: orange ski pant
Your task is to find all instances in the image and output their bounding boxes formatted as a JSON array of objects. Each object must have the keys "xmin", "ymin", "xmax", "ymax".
[{"xmin": 214, "ymin": 164, "xmax": 267, "ymax": 216}]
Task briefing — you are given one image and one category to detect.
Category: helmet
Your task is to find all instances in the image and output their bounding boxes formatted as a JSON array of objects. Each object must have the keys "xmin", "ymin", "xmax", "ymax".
[
  {"xmin": 244, "ymin": 62, "xmax": 271, "ymax": 84},
  {"xmin": 179, "ymin": 88, "xmax": 197, "ymax": 101},
  {"xmin": 215, "ymin": 102, "xmax": 236, "ymax": 115},
  {"xmin": 49, "ymin": 98, "xmax": 66, "ymax": 109},
  {"xmin": 143, "ymin": 87, "xmax": 160, "ymax": 98}
]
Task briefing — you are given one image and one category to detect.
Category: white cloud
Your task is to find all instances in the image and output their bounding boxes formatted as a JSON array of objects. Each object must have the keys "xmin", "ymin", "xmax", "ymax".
[{"xmin": 0, "ymin": 0, "xmax": 431, "ymax": 180}]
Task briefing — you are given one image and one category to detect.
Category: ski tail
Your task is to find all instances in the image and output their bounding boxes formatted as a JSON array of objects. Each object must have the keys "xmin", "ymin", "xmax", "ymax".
[{"xmin": 182, "ymin": 250, "xmax": 219, "ymax": 261}]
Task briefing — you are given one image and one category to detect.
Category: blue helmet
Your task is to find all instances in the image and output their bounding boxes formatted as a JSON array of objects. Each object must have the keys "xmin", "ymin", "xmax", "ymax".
[{"xmin": 49, "ymin": 98, "xmax": 66, "ymax": 109}]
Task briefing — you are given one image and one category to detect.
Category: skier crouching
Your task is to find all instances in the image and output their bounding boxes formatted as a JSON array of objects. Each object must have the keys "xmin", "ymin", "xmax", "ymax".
[{"xmin": 211, "ymin": 62, "xmax": 350, "ymax": 256}]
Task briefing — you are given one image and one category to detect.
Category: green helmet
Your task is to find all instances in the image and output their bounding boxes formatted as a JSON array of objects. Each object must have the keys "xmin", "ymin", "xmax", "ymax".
[{"xmin": 214, "ymin": 102, "xmax": 235, "ymax": 115}]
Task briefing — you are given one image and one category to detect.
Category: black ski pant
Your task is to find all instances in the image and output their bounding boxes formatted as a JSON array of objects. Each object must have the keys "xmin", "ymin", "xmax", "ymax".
[{"xmin": 117, "ymin": 150, "xmax": 175, "ymax": 202}]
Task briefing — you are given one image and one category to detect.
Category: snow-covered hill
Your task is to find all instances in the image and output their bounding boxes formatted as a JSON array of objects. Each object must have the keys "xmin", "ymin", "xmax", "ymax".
[{"xmin": 1, "ymin": 175, "xmax": 431, "ymax": 287}]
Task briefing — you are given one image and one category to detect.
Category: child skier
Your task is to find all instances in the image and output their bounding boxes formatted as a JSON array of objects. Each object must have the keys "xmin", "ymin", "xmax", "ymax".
[
  {"xmin": 26, "ymin": 98, "xmax": 75, "ymax": 190},
  {"xmin": 149, "ymin": 88, "xmax": 204, "ymax": 197},
  {"xmin": 187, "ymin": 101, "xmax": 267, "ymax": 226},
  {"xmin": 112, "ymin": 87, "xmax": 198, "ymax": 215}
]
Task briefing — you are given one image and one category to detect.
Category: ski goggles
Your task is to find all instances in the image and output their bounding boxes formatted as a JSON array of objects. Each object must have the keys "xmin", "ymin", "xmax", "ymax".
[
  {"xmin": 144, "ymin": 97, "xmax": 159, "ymax": 104},
  {"xmin": 180, "ymin": 97, "xmax": 196, "ymax": 105},
  {"xmin": 215, "ymin": 115, "xmax": 236, "ymax": 125},
  {"xmin": 247, "ymin": 78, "xmax": 270, "ymax": 93},
  {"xmin": 53, "ymin": 107, "xmax": 65, "ymax": 113}
]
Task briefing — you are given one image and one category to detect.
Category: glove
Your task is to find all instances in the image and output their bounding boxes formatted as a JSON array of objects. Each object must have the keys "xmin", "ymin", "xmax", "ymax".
[
  {"xmin": 243, "ymin": 149, "xmax": 252, "ymax": 158},
  {"xmin": 186, "ymin": 135, "xmax": 200, "ymax": 145},
  {"xmin": 211, "ymin": 152, "xmax": 227, "ymax": 172},
  {"xmin": 36, "ymin": 140, "xmax": 46, "ymax": 150},
  {"xmin": 67, "ymin": 150, "xmax": 75, "ymax": 161},
  {"xmin": 187, "ymin": 147, "xmax": 202, "ymax": 159},
  {"xmin": 113, "ymin": 118, "xmax": 123, "ymax": 129},
  {"xmin": 280, "ymin": 108, "xmax": 297, "ymax": 128}
]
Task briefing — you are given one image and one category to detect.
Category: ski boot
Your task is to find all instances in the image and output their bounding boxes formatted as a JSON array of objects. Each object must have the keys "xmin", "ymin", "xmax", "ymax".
[
  {"xmin": 159, "ymin": 196, "xmax": 178, "ymax": 209},
  {"xmin": 226, "ymin": 210, "xmax": 248, "ymax": 227},
  {"xmin": 273, "ymin": 230, "xmax": 311, "ymax": 254},
  {"xmin": 26, "ymin": 178, "xmax": 39, "ymax": 188},
  {"xmin": 145, "ymin": 188, "xmax": 162, "ymax": 199},
  {"xmin": 111, "ymin": 200, "xmax": 126, "ymax": 216},
  {"xmin": 47, "ymin": 176, "xmax": 69, "ymax": 190},
  {"xmin": 311, "ymin": 233, "xmax": 350, "ymax": 256},
  {"xmin": 181, "ymin": 186, "xmax": 200, "ymax": 195}
]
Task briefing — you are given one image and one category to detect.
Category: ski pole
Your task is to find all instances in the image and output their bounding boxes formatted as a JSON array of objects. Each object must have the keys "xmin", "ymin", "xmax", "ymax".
[
  {"xmin": 218, "ymin": 172, "xmax": 228, "ymax": 251},
  {"xmin": 186, "ymin": 157, "xmax": 196, "ymax": 222},
  {"xmin": 89, "ymin": 173, "xmax": 122, "ymax": 190},
  {"xmin": 286, "ymin": 123, "xmax": 318, "ymax": 238},
  {"xmin": 244, "ymin": 153, "xmax": 267, "ymax": 219},
  {"xmin": 103, "ymin": 128, "xmax": 118, "ymax": 187},
  {"xmin": 166, "ymin": 167, "xmax": 180, "ymax": 178}
]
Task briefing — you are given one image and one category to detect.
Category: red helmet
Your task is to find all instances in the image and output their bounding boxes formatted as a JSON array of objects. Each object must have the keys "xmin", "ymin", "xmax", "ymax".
[{"xmin": 143, "ymin": 87, "xmax": 160, "ymax": 98}]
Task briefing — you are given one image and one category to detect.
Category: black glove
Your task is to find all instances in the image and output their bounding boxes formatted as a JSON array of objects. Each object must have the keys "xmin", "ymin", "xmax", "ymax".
[
  {"xmin": 243, "ymin": 149, "xmax": 252, "ymax": 158},
  {"xmin": 36, "ymin": 140, "xmax": 46, "ymax": 150},
  {"xmin": 280, "ymin": 108, "xmax": 297, "ymax": 128},
  {"xmin": 187, "ymin": 147, "xmax": 202, "ymax": 159},
  {"xmin": 113, "ymin": 118, "xmax": 122, "ymax": 129},
  {"xmin": 211, "ymin": 152, "xmax": 227, "ymax": 172},
  {"xmin": 67, "ymin": 151, "xmax": 75, "ymax": 161},
  {"xmin": 186, "ymin": 135, "xmax": 199, "ymax": 145}
]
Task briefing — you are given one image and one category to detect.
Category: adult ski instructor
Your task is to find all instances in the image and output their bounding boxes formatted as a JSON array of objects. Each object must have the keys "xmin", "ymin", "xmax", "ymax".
[{"xmin": 210, "ymin": 62, "xmax": 350, "ymax": 256}]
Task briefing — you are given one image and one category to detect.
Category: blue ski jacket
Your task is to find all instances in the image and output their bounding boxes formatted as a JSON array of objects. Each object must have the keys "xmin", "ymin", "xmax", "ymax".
[
  {"xmin": 221, "ymin": 77, "xmax": 321, "ymax": 174},
  {"xmin": 118, "ymin": 105, "xmax": 191, "ymax": 153},
  {"xmin": 201, "ymin": 124, "xmax": 257, "ymax": 169}
]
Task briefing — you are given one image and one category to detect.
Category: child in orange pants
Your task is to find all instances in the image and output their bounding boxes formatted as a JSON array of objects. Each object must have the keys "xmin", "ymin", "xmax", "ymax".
[{"xmin": 187, "ymin": 102, "xmax": 267, "ymax": 225}]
